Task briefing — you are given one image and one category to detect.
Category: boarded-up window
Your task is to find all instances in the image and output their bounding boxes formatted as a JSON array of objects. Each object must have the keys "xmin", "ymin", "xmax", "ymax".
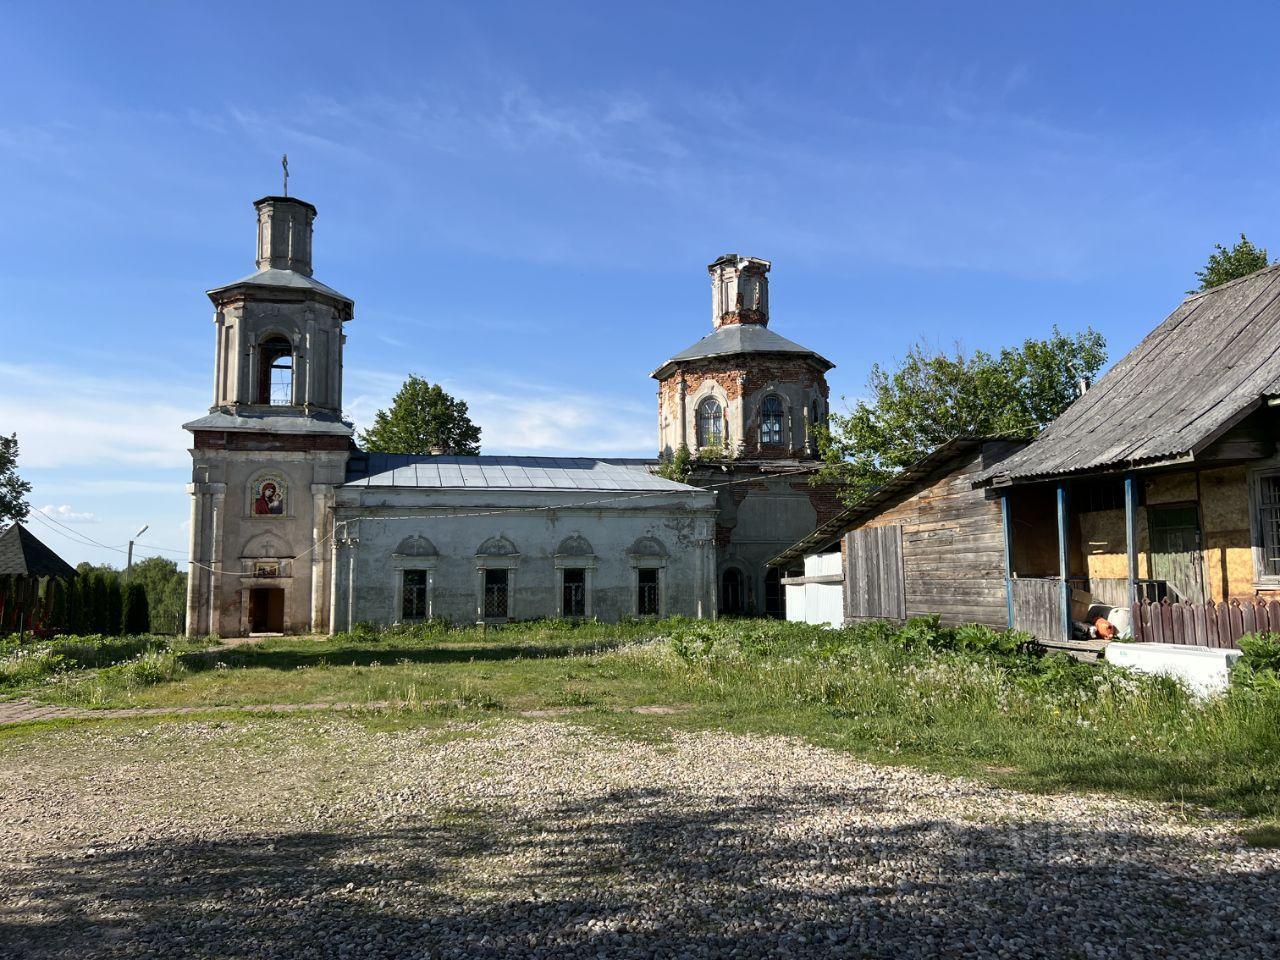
[{"xmin": 844, "ymin": 525, "xmax": 906, "ymax": 620}]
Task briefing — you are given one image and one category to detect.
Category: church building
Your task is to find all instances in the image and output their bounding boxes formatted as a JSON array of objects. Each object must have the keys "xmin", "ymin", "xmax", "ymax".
[
  {"xmin": 652, "ymin": 255, "xmax": 844, "ymax": 617},
  {"xmin": 184, "ymin": 194, "xmax": 718, "ymax": 635}
]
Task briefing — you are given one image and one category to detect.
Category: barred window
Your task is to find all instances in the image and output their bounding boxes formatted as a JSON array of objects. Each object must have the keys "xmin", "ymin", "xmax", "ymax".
[
  {"xmin": 562, "ymin": 568, "xmax": 586, "ymax": 618},
  {"xmin": 483, "ymin": 568, "xmax": 509, "ymax": 618},
  {"xmin": 1260, "ymin": 475, "xmax": 1280, "ymax": 577},
  {"xmin": 402, "ymin": 570, "xmax": 428, "ymax": 620},
  {"xmin": 637, "ymin": 568, "xmax": 660, "ymax": 616},
  {"xmin": 697, "ymin": 397, "xmax": 723, "ymax": 447},
  {"xmin": 761, "ymin": 395, "xmax": 783, "ymax": 445}
]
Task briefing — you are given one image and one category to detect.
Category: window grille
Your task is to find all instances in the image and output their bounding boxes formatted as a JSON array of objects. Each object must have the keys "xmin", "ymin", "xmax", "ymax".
[
  {"xmin": 637, "ymin": 568, "xmax": 659, "ymax": 616},
  {"xmin": 696, "ymin": 398, "xmax": 723, "ymax": 447},
  {"xmin": 1260, "ymin": 475, "xmax": 1280, "ymax": 577},
  {"xmin": 562, "ymin": 568, "xmax": 586, "ymax": 617},
  {"xmin": 402, "ymin": 570, "xmax": 428, "ymax": 620},
  {"xmin": 483, "ymin": 569, "xmax": 509, "ymax": 618},
  {"xmin": 761, "ymin": 395, "xmax": 783, "ymax": 445}
]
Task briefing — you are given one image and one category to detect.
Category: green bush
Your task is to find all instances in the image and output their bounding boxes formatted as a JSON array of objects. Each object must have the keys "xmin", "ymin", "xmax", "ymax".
[{"xmin": 1239, "ymin": 632, "xmax": 1280, "ymax": 674}]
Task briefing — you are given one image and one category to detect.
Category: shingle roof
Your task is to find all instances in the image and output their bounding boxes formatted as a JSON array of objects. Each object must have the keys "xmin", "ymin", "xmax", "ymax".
[
  {"xmin": 0, "ymin": 524, "xmax": 77, "ymax": 578},
  {"xmin": 981, "ymin": 263, "xmax": 1280, "ymax": 485},
  {"xmin": 343, "ymin": 454, "xmax": 701, "ymax": 492},
  {"xmin": 207, "ymin": 268, "xmax": 352, "ymax": 305},
  {"xmin": 651, "ymin": 324, "xmax": 834, "ymax": 379}
]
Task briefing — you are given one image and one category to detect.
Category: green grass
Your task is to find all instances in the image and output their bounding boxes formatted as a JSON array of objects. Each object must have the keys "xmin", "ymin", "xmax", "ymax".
[{"xmin": 6, "ymin": 616, "xmax": 1280, "ymax": 817}]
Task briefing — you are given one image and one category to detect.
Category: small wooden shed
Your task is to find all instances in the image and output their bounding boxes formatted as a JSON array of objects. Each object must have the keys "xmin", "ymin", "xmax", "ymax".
[{"xmin": 771, "ymin": 438, "xmax": 1023, "ymax": 629}]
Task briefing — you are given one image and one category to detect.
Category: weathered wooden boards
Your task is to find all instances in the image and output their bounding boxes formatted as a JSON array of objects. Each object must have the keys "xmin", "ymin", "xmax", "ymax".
[
  {"xmin": 843, "ymin": 446, "xmax": 1011, "ymax": 628},
  {"xmin": 1010, "ymin": 578, "xmax": 1061, "ymax": 642},
  {"xmin": 1130, "ymin": 597, "xmax": 1274, "ymax": 649},
  {"xmin": 844, "ymin": 525, "xmax": 905, "ymax": 620}
]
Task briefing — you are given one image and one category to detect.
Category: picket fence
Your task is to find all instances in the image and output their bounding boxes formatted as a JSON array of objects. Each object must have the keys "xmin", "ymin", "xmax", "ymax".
[{"xmin": 1128, "ymin": 598, "xmax": 1275, "ymax": 650}]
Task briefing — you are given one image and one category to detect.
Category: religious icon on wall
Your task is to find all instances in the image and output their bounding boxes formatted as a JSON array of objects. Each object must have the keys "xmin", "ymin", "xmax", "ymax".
[
  {"xmin": 253, "ymin": 561, "xmax": 280, "ymax": 578},
  {"xmin": 252, "ymin": 477, "xmax": 286, "ymax": 516}
]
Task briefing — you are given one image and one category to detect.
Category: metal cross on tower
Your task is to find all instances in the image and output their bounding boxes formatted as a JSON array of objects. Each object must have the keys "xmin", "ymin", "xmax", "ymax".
[{"xmin": 282, "ymin": 154, "xmax": 289, "ymax": 196}]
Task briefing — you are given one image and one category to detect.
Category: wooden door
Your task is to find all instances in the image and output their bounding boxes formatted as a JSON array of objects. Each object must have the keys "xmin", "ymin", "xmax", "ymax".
[
  {"xmin": 1148, "ymin": 504, "xmax": 1205, "ymax": 604},
  {"xmin": 844, "ymin": 525, "xmax": 906, "ymax": 620}
]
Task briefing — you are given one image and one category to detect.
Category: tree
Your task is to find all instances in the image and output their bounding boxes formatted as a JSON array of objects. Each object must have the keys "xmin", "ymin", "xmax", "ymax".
[
  {"xmin": 1193, "ymin": 234, "xmax": 1271, "ymax": 291},
  {"xmin": 358, "ymin": 375, "xmax": 481, "ymax": 456},
  {"xmin": 815, "ymin": 326, "xmax": 1107, "ymax": 506},
  {"xmin": 122, "ymin": 581, "xmax": 150, "ymax": 635},
  {"xmin": 128, "ymin": 556, "xmax": 187, "ymax": 634},
  {"xmin": 0, "ymin": 433, "xmax": 32, "ymax": 525}
]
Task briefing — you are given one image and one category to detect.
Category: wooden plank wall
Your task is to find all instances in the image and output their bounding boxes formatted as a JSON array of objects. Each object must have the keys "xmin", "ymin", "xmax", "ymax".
[
  {"xmin": 855, "ymin": 445, "xmax": 1012, "ymax": 628},
  {"xmin": 844, "ymin": 525, "xmax": 906, "ymax": 620}
]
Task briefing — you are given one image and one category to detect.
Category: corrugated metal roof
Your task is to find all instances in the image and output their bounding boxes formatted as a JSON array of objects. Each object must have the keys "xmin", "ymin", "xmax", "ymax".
[
  {"xmin": 981, "ymin": 263, "xmax": 1280, "ymax": 485},
  {"xmin": 768, "ymin": 438, "xmax": 1022, "ymax": 568},
  {"xmin": 343, "ymin": 454, "xmax": 698, "ymax": 492},
  {"xmin": 651, "ymin": 324, "xmax": 833, "ymax": 379}
]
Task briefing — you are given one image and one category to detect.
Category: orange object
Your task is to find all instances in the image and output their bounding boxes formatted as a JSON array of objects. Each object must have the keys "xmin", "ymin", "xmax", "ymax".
[{"xmin": 1095, "ymin": 617, "xmax": 1117, "ymax": 639}]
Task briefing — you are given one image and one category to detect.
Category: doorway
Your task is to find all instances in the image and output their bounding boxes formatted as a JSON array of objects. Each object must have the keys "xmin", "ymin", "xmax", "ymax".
[
  {"xmin": 248, "ymin": 587, "xmax": 285, "ymax": 634},
  {"xmin": 764, "ymin": 568, "xmax": 784, "ymax": 619},
  {"xmin": 1148, "ymin": 503, "xmax": 1205, "ymax": 603},
  {"xmin": 721, "ymin": 568, "xmax": 745, "ymax": 615}
]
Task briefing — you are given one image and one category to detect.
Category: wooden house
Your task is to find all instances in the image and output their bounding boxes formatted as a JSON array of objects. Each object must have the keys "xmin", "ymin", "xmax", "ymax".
[
  {"xmin": 976, "ymin": 263, "xmax": 1280, "ymax": 648},
  {"xmin": 771, "ymin": 438, "xmax": 1023, "ymax": 629}
]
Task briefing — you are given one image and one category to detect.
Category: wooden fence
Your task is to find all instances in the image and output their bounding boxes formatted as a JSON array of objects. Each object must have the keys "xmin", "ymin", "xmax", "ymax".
[{"xmin": 1129, "ymin": 598, "xmax": 1275, "ymax": 649}]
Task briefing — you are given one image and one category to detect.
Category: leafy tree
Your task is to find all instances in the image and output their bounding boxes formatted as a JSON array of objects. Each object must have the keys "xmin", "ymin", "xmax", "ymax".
[
  {"xmin": 815, "ymin": 327, "xmax": 1107, "ymax": 506},
  {"xmin": 0, "ymin": 433, "xmax": 32, "ymax": 525},
  {"xmin": 656, "ymin": 443, "xmax": 694, "ymax": 483},
  {"xmin": 122, "ymin": 581, "xmax": 150, "ymax": 635},
  {"xmin": 128, "ymin": 556, "xmax": 187, "ymax": 634},
  {"xmin": 358, "ymin": 375, "xmax": 481, "ymax": 456},
  {"xmin": 1193, "ymin": 234, "xmax": 1271, "ymax": 291}
]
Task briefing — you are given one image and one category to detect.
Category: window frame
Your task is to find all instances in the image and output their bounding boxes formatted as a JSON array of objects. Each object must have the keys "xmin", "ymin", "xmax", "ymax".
[
  {"xmin": 696, "ymin": 396, "xmax": 724, "ymax": 449},
  {"xmin": 637, "ymin": 567, "xmax": 661, "ymax": 617},
  {"xmin": 1250, "ymin": 467, "xmax": 1280, "ymax": 587},
  {"xmin": 760, "ymin": 394, "xmax": 784, "ymax": 446}
]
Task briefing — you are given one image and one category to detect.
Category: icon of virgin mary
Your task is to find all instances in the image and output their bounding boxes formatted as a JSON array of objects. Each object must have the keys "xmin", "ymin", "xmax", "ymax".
[{"xmin": 254, "ymin": 480, "xmax": 284, "ymax": 515}]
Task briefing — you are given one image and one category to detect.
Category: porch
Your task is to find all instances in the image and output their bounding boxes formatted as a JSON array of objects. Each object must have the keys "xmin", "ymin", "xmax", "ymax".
[{"xmin": 999, "ymin": 465, "xmax": 1261, "ymax": 652}]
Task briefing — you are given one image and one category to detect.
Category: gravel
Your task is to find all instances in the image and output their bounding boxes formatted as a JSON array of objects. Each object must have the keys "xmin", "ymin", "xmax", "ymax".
[{"xmin": 2, "ymin": 716, "xmax": 1277, "ymax": 959}]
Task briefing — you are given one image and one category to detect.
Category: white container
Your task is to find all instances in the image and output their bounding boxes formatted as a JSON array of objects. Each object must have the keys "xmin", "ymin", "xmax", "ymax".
[{"xmin": 1105, "ymin": 642, "xmax": 1242, "ymax": 696}]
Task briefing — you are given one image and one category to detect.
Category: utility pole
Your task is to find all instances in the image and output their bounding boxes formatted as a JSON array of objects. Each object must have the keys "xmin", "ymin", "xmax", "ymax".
[{"xmin": 126, "ymin": 524, "xmax": 149, "ymax": 583}]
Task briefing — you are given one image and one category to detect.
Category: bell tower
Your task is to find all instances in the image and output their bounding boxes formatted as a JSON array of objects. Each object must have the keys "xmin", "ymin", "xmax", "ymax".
[{"xmin": 184, "ymin": 194, "xmax": 354, "ymax": 638}]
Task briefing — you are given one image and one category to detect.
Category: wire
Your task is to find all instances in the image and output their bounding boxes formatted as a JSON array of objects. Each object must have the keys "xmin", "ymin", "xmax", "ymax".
[{"xmin": 162, "ymin": 462, "xmax": 827, "ymax": 578}]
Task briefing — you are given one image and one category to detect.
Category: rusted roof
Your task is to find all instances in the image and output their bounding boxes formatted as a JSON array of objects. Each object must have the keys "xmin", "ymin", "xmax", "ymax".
[{"xmin": 981, "ymin": 263, "xmax": 1280, "ymax": 485}]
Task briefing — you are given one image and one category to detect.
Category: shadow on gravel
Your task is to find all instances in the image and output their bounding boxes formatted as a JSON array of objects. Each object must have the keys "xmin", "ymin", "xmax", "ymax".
[
  {"xmin": 179, "ymin": 639, "xmax": 631, "ymax": 673},
  {"xmin": 5, "ymin": 783, "xmax": 1278, "ymax": 959}
]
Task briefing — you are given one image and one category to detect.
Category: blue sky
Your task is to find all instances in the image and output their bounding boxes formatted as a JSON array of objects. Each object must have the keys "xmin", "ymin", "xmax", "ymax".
[{"xmin": 4, "ymin": 1, "xmax": 1280, "ymax": 567}]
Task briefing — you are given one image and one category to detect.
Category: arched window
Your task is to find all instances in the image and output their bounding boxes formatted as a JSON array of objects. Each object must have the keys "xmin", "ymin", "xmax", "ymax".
[
  {"xmin": 761, "ymin": 395, "xmax": 784, "ymax": 445},
  {"xmin": 697, "ymin": 397, "xmax": 723, "ymax": 447},
  {"xmin": 258, "ymin": 336, "xmax": 293, "ymax": 405}
]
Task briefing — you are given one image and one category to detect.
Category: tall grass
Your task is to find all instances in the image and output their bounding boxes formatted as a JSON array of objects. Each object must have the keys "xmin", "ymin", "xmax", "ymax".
[{"xmin": 617, "ymin": 617, "xmax": 1280, "ymax": 815}]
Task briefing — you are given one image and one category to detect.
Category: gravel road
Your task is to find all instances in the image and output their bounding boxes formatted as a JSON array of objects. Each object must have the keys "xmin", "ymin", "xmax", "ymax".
[{"xmin": 2, "ymin": 716, "xmax": 1277, "ymax": 959}]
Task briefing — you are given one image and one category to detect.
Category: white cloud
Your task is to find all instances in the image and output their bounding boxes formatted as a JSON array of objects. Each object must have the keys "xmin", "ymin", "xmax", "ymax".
[
  {"xmin": 38, "ymin": 504, "xmax": 98, "ymax": 523},
  {"xmin": 0, "ymin": 361, "xmax": 199, "ymax": 469},
  {"xmin": 345, "ymin": 368, "xmax": 653, "ymax": 458}
]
